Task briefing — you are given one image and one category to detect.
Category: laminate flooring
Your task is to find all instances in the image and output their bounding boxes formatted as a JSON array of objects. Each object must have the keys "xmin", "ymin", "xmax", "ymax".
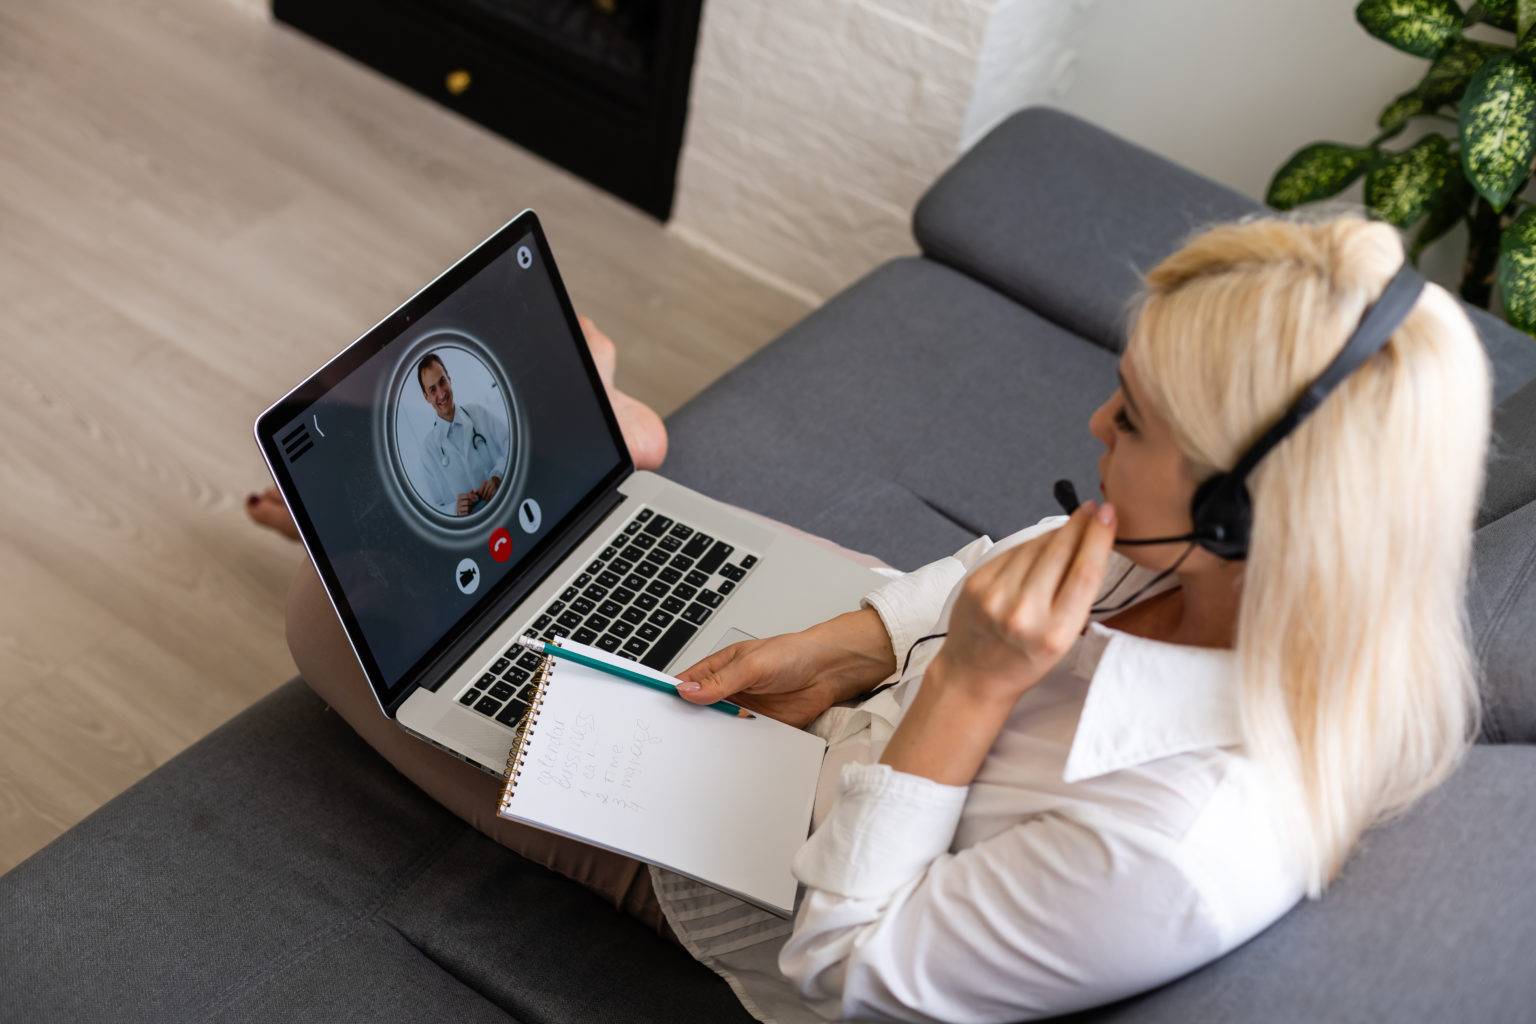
[{"xmin": 0, "ymin": 0, "xmax": 811, "ymax": 872}]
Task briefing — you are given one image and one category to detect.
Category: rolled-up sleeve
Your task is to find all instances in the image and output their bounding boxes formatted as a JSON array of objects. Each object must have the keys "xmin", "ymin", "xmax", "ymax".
[
  {"xmin": 779, "ymin": 782, "xmax": 1222, "ymax": 1024},
  {"xmin": 859, "ymin": 517, "xmax": 1074, "ymax": 687},
  {"xmin": 859, "ymin": 535, "xmax": 994, "ymax": 688}
]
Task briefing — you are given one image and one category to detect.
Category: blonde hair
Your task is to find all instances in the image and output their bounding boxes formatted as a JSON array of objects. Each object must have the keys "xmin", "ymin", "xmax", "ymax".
[{"xmin": 1123, "ymin": 209, "xmax": 1490, "ymax": 897}]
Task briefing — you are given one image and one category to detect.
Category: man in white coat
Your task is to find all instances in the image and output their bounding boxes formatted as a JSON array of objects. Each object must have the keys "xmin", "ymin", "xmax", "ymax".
[{"xmin": 413, "ymin": 352, "xmax": 510, "ymax": 516}]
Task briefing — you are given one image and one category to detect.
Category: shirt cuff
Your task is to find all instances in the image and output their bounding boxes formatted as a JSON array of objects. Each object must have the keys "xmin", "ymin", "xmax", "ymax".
[
  {"xmin": 859, "ymin": 559, "xmax": 969, "ymax": 684},
  {"xmin": 791, "ymin": 761, "xmax": 969, "ymax": 900}
]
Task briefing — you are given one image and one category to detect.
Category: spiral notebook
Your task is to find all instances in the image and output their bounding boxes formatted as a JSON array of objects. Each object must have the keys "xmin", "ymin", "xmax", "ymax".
[{"xmin": 496, "ymin": 640, "xmax": 828, "ymax": 917}]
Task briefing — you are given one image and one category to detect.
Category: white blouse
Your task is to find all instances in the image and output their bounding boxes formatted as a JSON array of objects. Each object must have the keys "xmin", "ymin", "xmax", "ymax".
[{"xmin": 649, "ymin": 515, "xmax": 1307, "ymax": 1023}]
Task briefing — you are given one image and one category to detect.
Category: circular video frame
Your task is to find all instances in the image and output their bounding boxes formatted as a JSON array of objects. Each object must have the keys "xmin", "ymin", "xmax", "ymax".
[{"xmin": 378, "ymin": 331, "xmax": 529, "ymax": 541}]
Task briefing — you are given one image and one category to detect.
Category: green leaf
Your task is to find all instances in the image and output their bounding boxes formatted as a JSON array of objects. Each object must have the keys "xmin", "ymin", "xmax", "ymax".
[
  {"xmin": 1380, "ymin": 90, "xmax": 1430, "ymax": 132},
  {"xmin": 1365, "ymin": 134, "xmax": 1459, "ymax": 225},
  {"xmin": 1356, "ymin": 0, "xmax": 1468, "ymax": 57},
  {"xmin": 1497, "ymin": 206, "xmax": 1536, "ymax": 331},
  {"xmin": 1459, "ymin": 54, "xmax": 1536, "ymax": 210},
  {"xmin": 1419, "ymin": 39, "xmax": 1507, "ymax": 105},
  {"xmin": 1473, "ymin": 0, "xmax": 1517, "ymax": 28},
  {"xmin": 1411, "ymin": 175, "xmax": 1473, "ymax": 259},
  {"xmin": 1267, "ymin": 144, "xmax": 1379, "ymax": 209},
  {"xmin": 1520, "ymin": 0, "xmax": 1536, "ymax": 37}
]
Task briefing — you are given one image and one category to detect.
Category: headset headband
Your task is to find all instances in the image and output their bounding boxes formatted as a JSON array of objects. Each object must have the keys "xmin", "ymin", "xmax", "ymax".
[{"xmin": 1220, "ymin": 262, "xmax": 1425, "ymax": 491}]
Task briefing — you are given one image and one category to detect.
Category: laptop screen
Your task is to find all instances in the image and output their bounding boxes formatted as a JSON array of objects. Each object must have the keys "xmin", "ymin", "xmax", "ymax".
[{"xmin": 261, "ymin": 218, "xmax": 627, "ymax": 695}]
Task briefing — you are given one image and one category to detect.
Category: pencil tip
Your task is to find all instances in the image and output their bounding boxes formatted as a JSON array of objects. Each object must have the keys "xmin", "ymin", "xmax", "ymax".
[{"xmin": 740, "ymin": 708, "xmax": 756, "ymax": 719}]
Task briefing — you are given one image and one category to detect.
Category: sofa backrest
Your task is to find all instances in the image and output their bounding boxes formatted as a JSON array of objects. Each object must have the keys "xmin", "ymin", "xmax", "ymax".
[
  {"xmin": 1481, "ymin": 375, "xmax": 1536, "ymax": 529},
  {"xmin": 1472, "ymin": 378, "xmax": 1536, "ymax": 743},
  {"xmin": 913, "ymin": 106, "xmax": 1536, "ymax": 404}
]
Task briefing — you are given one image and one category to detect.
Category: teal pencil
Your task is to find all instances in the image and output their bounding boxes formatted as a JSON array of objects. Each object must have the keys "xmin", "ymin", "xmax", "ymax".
[{"xmin": 513, "ymin": 636, "xmax": 755, "ymax": 719}]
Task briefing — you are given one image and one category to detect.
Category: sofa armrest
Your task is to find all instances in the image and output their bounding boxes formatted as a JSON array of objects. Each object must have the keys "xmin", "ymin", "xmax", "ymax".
[{"xmin": 912, "ymin": 105, "xmax": 1256, "ymax": 352}]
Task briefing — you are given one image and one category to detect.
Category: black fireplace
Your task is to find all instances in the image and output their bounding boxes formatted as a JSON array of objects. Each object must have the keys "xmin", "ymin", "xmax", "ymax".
[{"xmin": 274, "ymin": 0, "xmax": 705, "ymax": 220}]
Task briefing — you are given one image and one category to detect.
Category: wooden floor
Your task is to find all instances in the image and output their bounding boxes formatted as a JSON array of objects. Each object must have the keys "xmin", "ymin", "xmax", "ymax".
[{"xmin": 0, "ymin": 0, "xmax": 809, "ymax": 873}]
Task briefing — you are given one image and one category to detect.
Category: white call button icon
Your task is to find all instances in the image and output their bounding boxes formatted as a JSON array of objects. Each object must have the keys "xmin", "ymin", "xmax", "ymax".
[{"xmin": 518, "ymin": 498, "xmax": 542, "ymax": 534}]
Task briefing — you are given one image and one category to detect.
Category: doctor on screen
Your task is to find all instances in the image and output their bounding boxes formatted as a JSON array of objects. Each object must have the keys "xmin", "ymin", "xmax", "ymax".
[{"xmin": 413, "ymin": 351, "xmax": 510, "ymax": 516}]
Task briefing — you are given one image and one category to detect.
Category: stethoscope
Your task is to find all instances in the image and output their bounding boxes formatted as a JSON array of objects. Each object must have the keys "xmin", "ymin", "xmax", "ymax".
[{"xmin": 437, "ymin": 408, "xmax": 489, "ymax": 467}]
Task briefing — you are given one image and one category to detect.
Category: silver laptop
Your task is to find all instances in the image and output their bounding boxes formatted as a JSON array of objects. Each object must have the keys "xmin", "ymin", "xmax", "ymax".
[{"xmin": 255, "ymin": 211, "xmax": 885, "ymax": 774}]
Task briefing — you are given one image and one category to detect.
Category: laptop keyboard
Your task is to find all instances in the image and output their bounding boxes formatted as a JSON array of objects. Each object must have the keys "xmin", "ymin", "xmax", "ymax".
[{"xmin": 455, "ymin": 505, "xmax": 759, "ymax": 729}]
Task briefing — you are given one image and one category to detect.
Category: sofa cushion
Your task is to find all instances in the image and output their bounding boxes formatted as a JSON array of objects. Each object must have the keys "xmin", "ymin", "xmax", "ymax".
[
  {"xmin": 1466, "ymin": 305, "xmax": 1536, "ymax": 402},
  {"xmin": 1471, "ymin": 374, "xmax": 1536, "ymax": 744},
  {"xmin": 660, "ymin": 256, "xmax": 1119, "ymax": 569},
  {"xmin": 914, "ymin": 106, "xmax": 1255, "ymax": 354},
  {"xmin": 1479, "ymin": 374, "xmax": 1536, "ymax": 528},
  {"xmin": 0, "ymin": 681, "xmax": 754, "ymax": 1024},
  {"xmin": 1469, "ymin": 497, "xmax": 1536, "ymax": 744},
  {"xmin": 914, "ymin": 106, "xmax": 1536, "ymax": 403},
  {"xmin": 1064, "ymin": 743, "xmax": 1536, "ymax": 1023}
]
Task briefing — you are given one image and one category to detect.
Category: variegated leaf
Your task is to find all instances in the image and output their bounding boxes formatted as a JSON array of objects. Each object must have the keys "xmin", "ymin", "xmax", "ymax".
[
  {"xmin": 1420, "ymin": 39, "xmax": 1507, "ymax": 104},
  {"xmin": 1497, "ymin": 206, "xmax": 1536, "ymax": 332},
  {"xmin": 1364, "ymin": 134, "xmax": 1459, "ymax": 226},
  {"xmin": 1474, "ymin": 0, "xmax": 1517, "ymax": 28},
  {"xmin": 1459, "ymin": 54, "xmax": 1536, "ymax": 210},
  {"xmin": 1380, "ymin": 90, "xmax": 1429, "ymax": 132},
  {"xmin": 1267, "ymin": 144, "xmax": 1378, "ymax": 209},
  {"xmin": 1412, "ymin": 176, "xmax": 1473, "ymax": 259},
  {"xmin": 1356, "ymin": 0, "xmax": 1468, "ymax": 58}
]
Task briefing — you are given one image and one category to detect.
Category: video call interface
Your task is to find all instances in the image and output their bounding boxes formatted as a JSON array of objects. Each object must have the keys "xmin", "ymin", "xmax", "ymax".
[{"xmin": 274, "ymin": 232, "xmax": 625, "ymax": 691}]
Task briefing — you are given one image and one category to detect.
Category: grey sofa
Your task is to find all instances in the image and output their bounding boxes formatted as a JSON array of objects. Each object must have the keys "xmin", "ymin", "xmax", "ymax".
[{"xmin": 5, "ymin": 106, "xmax": 1536, "ymax": 1023}]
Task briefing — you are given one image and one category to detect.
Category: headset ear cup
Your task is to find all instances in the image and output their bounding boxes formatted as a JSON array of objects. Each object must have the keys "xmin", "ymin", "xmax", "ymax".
[{"xmin": 1190, "ymin": 474, "xmax": 1252, "ymax": 561}]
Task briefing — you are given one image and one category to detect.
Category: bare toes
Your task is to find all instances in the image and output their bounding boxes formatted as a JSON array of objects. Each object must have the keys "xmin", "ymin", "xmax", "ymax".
[{"xmin": 246, "ymin": 490, "xmax": 301, "ymax": 542}]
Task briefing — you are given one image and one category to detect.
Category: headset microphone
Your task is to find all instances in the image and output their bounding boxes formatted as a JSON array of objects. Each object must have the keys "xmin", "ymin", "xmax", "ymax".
[{"xmin": 1052, "ymin": 480, "xmax": 1209, "ymax": 547}]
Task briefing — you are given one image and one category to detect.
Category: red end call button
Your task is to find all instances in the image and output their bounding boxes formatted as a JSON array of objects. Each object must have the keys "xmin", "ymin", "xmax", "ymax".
[{"xmin": 488, "ymin": 527, "xmax": 513, "ymax": 563}]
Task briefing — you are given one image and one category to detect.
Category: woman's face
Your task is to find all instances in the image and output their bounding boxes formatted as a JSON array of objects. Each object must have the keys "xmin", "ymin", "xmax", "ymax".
[{"xmin": 1087, "ymin": 359, "xmax": 1208, "ymax": 570}]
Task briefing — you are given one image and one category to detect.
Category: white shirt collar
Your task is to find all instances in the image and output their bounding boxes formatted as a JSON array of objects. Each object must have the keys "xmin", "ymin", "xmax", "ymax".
[
  {"xmin": 1060, "ymin": 560, "xmax": 1241, "ymax": 784},
  {"xmin": 431, "ymin": 405, "xmax": 463, "ymax": 434}
]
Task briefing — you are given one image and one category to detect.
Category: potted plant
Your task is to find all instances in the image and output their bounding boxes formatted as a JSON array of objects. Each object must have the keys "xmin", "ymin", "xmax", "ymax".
[{"xmin": 1267, "ymin": 0, "xmax": 1536, "ymax": 335}]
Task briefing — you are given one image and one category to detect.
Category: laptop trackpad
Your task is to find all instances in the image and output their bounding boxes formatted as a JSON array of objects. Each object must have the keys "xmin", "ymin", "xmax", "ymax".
[{"xmin": 708, "ymin": 626, "xmax": 758, "ymax": 656}]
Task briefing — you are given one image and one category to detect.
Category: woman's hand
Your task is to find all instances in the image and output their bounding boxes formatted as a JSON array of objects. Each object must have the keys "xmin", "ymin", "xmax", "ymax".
[
  {"xmin": 879, "ymin": 500, "xmax": 1116, "ymax": 785},
  {"xmin": 938, "ymin": 499, "xmax": 1117, "ymax": 702},
  {"xmin": 672, "ymin": 608, "xmax": 897, "ymax": 727}
]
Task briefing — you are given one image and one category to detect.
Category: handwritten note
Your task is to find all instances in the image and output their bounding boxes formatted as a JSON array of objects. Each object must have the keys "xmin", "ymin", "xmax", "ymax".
[{"xmin": 530, "ymin": 711, "xmax": 659, "ymax": 814}]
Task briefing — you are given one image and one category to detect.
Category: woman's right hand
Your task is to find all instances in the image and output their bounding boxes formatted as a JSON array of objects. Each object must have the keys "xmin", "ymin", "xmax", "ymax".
[{"xmin": 673, "ymin": 608, "xmax": 898, "ymax": 727}]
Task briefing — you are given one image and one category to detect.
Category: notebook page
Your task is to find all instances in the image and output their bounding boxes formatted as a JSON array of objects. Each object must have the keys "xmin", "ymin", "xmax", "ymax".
[{"xmin": 497, "ymin": 640, "xmax": 827, "ymax": 916}]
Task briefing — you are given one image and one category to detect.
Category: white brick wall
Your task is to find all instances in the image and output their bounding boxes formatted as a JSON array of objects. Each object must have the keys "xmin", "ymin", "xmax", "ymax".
[{"xmin": 669, "ymin": 0, "xmax": 1085, "ymax": 305}]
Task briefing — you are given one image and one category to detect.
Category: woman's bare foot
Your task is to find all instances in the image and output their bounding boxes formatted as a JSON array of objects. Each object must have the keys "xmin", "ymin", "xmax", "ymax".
[
  {"xmin": 246, "ymin": 486, "xmax": 301, "ymax": 541},
  {"xmin": 578, "ymin": 315, "xmax": 668, "ymax": 471},
  {"xmin": 246, "ymin": 315, "xmax": 669, "ymax": 541}
]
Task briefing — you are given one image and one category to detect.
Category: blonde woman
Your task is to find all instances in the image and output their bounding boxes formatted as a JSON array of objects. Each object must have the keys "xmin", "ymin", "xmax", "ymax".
[{"xmin": 290, "ymin": 211, "xmax": 1491, "ymax": 1022}]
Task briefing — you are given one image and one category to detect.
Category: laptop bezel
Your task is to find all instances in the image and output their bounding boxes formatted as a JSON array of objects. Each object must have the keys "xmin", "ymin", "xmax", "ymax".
[{"xmin": 254, "ymin": 210, "xmax": 635, "ymax": 717}]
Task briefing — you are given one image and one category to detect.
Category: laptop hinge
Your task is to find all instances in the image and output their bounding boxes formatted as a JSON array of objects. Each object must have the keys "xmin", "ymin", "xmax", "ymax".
[{"xmin": 384, "ymin": 481, "xmax": 630, "ymax": 715}]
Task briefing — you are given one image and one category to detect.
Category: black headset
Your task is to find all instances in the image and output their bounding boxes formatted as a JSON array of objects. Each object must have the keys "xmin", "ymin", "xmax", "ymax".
[{"xmin": 1054, "ymin": 261, "xmax": 1426, "ymax": 563}]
